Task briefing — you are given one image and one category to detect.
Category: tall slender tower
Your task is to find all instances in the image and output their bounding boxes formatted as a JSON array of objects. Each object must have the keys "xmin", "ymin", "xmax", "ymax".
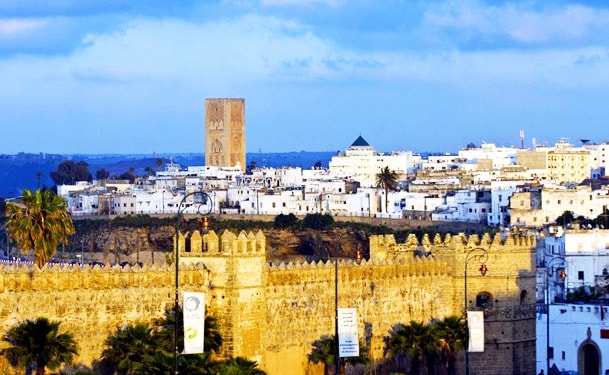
[{"xmin": 205, "ymin": 98, "xmax": 246, "ymax": 172}]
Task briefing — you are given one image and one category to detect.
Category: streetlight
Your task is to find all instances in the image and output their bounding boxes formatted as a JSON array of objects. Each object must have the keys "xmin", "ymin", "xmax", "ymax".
[
  {"xmin": 545, "ymin": 257, "xmax": 566, "ymax": 374},
  {"xmin": 80, "ymin": 239, "xmax": 85, "ymax": 264},
  {"xmin": 464, "ymin": 247, "xmax": 489, "ymax": 375},
  {"xmin": 174, "ymin": 190, "xmax": 213, "ymax": 375}
]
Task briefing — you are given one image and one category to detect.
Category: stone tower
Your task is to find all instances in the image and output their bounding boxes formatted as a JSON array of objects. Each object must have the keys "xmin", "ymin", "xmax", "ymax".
[{"xmin": 205, "ymin": 98, "xmax": 246, "ymax": 172}]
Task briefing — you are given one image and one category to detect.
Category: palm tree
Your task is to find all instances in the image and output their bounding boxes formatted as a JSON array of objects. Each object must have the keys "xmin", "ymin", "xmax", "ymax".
[
  {"xmin": 309, "ymin": 336, "xmax": 336, "ymax": 375},
  {"xmin": 5, "ymin": 189, "xmax": 75, "ymax": 268},
  {"xmin": 1, "ymin": 317, "xmax": 78, "ymax": 375},
  {"xmin": 99, "ymin": 322, "xmax": 159, "ymax": 375},
  {"xmin": 387, "ymin": 321, "xmax": 436, "ymax": 375},
  {"xmin": 209, "ymin": 357, "xmax": 267, "ymax": 375},
  {"xmin": 309, "ymin": 335, "xmax": 369, "ymax": 375},
  {"xmin": 154, "ymin": 306, "xmax": 223, "ymax": 355},
  {"xmin": 375, "ymin": 166, "xmax": 399, "ymax": 213},
  {"xmin": 434, "ymin": 316, "xmax": 467, "ymax": 375}
]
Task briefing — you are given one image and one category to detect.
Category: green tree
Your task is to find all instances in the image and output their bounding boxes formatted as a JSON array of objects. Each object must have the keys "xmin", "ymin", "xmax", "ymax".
[
  {"xmin": 273, "ymin": 213, "xmax": 299, "ymax": 229},
  {"xmin": 375, "ymin": 166, "xmax": 399, "ymax": 213},
  {"xmin": 387, "ymin": 321, "xmax": 436, "ymax": 375},
  {"xmin": 209, "ymin": 357, "xmax": 267, "ymax": 375},
  {"xmin": 309, "ymin": 335, "xmax": 368, "ymax": 375},
  {"xmin": 95, "ymin": 168, "xmax": 110, "ymax": 181},
  {"xmin": 118, "ymin": 171, "xmax": 136, "ymax": 184},
  {"xmin": 51, "ymin": 160, "xmax": 92, "ymax": 185},
  {"xmin": 595, "ymin": 209, "xmax": 609, "ymax": 229},
  {"xmin": 154, "ymin": 306, "xmax": 223, "ymax": 355},
  {"xmin": 99, "ymin": 322, "xmax": 161, "ymax": 375},
  {"xmin": 5, "ymin": 189, "xmax": 75, "ymax": 268},
  {"xmin": 555, "ymin": 210, "xmax": 575, "ymax": 227},
  {"xmin": 434, "ymin": 316, "xmax": 467, "ymax": 375},
  {"xmin": 309, "ymin": 336, "xmax": 336, "ymax": 375},
  {"xmin": 302, "ymin": 213, "xmax": 334, "ymax": 230},
  {"xmin": 1, "ymin": 317, "xmax": 78, "ymax": 375},
  {"xmin": 156, "ymin": 158, "xmax": 164, "ymax": 170}
]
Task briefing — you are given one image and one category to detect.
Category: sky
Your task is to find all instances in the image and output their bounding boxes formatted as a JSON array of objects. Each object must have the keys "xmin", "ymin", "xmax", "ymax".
[{"xmin": 1, "ymin": 0, "xmax": 609, "ymax": 155}]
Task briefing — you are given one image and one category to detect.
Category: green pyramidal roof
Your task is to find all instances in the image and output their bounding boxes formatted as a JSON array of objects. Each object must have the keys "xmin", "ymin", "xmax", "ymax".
[{"xmin": 350, "ymin": 135, "xmax": 370, "ymax": 147}]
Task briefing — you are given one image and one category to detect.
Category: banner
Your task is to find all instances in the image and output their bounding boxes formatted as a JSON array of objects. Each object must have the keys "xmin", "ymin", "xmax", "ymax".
[
  {"xmin": 183, "ymin": 291, "xmax": 205, "ymax": 354},
  {"xmin": 337, "ymin": 308, "xmax": 359, "ymax": 357},
  {"xmin": 467, "ymin": 310, "xmax": 484, "ymax": 352}
]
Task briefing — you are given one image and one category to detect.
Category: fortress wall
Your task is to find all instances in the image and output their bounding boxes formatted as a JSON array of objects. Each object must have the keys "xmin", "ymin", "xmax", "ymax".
[
  {"xmin": 263, "ymin": 258, "xmax": 454, "ymax": 373},
  {"xmin": 0, "ymin": 230, "xmax": 537, "ymax": 375},
  {"xmin": 0, "ymin": 265, "xmax": 209, "ymax": 366}
]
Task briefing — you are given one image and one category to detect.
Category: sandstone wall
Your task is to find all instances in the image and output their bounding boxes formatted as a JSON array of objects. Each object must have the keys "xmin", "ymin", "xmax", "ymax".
[{"xmin": 0, "ymin": 229, "xmax": 536, "ymax": 375}]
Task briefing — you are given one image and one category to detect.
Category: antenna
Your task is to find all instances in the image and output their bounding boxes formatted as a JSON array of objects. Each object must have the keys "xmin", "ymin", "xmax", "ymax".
[{"xmin": 519, "ymin": 130, "xmax": 525, "ymax": 149}]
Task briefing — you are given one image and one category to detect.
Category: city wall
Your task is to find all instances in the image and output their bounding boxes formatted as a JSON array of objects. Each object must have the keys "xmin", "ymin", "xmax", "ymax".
[{"xmin": 0, "ymin": 230, "xmax": 537, "ymax": 375}]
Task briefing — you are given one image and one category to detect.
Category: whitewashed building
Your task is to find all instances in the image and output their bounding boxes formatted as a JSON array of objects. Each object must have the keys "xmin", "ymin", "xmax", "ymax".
[{"xmin": 328, "ymin": 135, "xmax": 415, "ymax": 187}]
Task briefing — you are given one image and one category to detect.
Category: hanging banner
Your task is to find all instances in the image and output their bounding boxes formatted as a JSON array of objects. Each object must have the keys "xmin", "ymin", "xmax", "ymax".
[
  {"xmin": 337, "ymin": 308, "xmax": 359, "ymax": 357},
  {"xmin": 467, "ymin": 310, "xmax": 484, "ymax": 352},
  {"xmin": 183, "ymin": 291, "xmax": 205, "ymax": 354}
]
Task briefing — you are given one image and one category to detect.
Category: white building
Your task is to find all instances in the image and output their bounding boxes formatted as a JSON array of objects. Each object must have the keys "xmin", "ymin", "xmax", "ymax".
[
  {"xmin": 328, "ymin": 135, "xmax": 415, "ymax": 187},
  {"xmin": 544, "ymin": 229, "xmax": 609, "ymax": 294},
  {"xmin": 584, "ymin": 142, "xmax": 609, "ymax": 178},
  {"xmin": 457, "ymin": 142, "xmax": 519, "ymax": 170},
  {"xmin": 536, "ymin": 303, "xmax": 609, "ymax": 374},
  {"xmin": 510, "ymin": 185, "xmax": 609, "ymax": 228},
  {"xmin": 431, "ymin": 189, "xmax": 491, "ymax": 223},
  {"xmin": 486, "ymin": 181, "xmax": 520, "ymax": 227}
]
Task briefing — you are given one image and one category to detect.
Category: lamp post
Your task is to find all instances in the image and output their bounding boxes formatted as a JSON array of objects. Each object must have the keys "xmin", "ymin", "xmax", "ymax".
[
  {"xmin": 545, "ymin": 257, "xmax": 566, "ymax": 374},
  {"xmin": 335, "ymin": 256, "xmax": 339, "ymax": 375},
  {"xmin": 80, "ymin": 239, "xmax": 84, "ymax": 265},
  {"xmin": 464, "ymin": 247, "xmax": 489, "ymax": 375},
  {"xmin": 174, "ymin": 190, "xmax": 212, "ymax": 375}
]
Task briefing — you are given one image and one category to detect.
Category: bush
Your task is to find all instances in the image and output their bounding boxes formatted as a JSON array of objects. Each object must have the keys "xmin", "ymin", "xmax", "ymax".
[
  {"xmin": 302, "ymin": 213, "xmax": 334, "ymax": 230},
  {"xmin": 273, "ymin": 213, "xmax": 299, "ymax": 229}
]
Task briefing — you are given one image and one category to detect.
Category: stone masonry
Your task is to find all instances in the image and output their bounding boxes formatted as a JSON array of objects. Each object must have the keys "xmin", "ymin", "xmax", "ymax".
[{"xmin": 0, "ymin": 229, "xmax": 536, "ymax": 375}]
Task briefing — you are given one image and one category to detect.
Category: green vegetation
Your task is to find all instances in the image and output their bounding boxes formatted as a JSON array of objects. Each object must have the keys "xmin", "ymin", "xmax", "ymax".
[
  {"xmin": 308, "ymin": 335, "xmax": 368, "ymax": 375},
  {"xmin": 386, "ymin": 316, "xmax": 467, "ymax": 375},
  {"xmin": 302, "ymin": 213, "xmax": 335, "ymax": 230},
  {"xmin": 1, "ymin": 317, "xmax": 78, "ymax": 375},
  {"xmin": 1, "ymin": 310, "xmax": 265, "ymax": 375},
  {"xmin": 5, "ymin": 189, "xmax": 75, "ymax": 267},
  {"xmin": 51, "ymin": 160, "xmax": 93, "ymax": 185},
  {"xmin": 375, "ymin": 166, "xmax": 399, "ymax": 213},
  {"xmin": 566, "ymin": 285, "xmax": 603, "ymax": 303}
]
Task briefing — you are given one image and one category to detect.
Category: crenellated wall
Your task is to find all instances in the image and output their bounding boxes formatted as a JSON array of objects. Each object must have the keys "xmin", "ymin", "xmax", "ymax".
[{"xmin": 0, "ymin": 229, "xmax": 537, "ymax": 375}]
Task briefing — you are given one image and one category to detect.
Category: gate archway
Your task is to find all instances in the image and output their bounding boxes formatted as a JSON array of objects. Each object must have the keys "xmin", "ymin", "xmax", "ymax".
[{"xmin": 578, "ymin": 327, "xmax": 601, "ymax": 375}]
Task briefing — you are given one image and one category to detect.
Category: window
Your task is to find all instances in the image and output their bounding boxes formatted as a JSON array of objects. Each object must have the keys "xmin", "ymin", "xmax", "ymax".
[
  {"xmin": 548, "ymin": 347, "xmax": 554, "ymax": 359},
  {"xmin": 578, "ymin": 271, "xmax": 584, "ymax": 280},
  {"xmin": 476, "ymin": 292, "xmax": 492, "ymax": 308}
]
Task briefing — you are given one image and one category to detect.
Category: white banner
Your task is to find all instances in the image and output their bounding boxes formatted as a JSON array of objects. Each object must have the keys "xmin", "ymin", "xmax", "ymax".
[
  {"xmin": 338, "ymin": 308, "xmax": 359, "ymax": 357},
  {"xmin": 467, "ymin": 310, "xmax": 484, "ymax": 352},
  {"xmin": 183, "ymin": 291, "xmax": 205, "ymax": 354}
]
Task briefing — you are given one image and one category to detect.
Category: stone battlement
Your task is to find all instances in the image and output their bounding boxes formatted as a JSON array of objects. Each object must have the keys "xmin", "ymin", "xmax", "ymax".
[{"xmin": 0, "ymin": 231, "xmax": 537, "ymax": 375}]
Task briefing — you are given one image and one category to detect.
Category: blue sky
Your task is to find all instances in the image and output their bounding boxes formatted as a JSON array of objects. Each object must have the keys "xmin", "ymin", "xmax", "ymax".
[{"xmin": 1, "ymin": 0, "xmax": 608, "ymax": 155}]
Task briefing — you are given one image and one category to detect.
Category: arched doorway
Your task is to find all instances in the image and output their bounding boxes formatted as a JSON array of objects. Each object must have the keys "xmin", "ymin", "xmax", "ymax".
[
  {"xmin": 582, "ymin": 344, "xmax": 599, "ymax": 375},
  {"xmin": 578, "ymin": 328, "xmax": 601, "ymax": 375}
]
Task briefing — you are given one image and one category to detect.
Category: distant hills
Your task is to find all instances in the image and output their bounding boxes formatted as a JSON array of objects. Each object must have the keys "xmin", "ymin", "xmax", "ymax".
[{"xmin": 0, "ymin": 151, "xmax": 336, "ymax": 198}]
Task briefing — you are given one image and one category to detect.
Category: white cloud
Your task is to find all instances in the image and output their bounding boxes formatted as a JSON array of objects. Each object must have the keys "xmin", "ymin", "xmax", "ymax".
[
  {"xmin": 423, "ymin": 1, "xmax": 609, "ymax": 45},
  {"xmin": 0, "ymin": 18, "xmax": 48, "ymax": 35},
  {"xmin": 261, "ymin": 0, "xmax": 344, "ymax": 7}
]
